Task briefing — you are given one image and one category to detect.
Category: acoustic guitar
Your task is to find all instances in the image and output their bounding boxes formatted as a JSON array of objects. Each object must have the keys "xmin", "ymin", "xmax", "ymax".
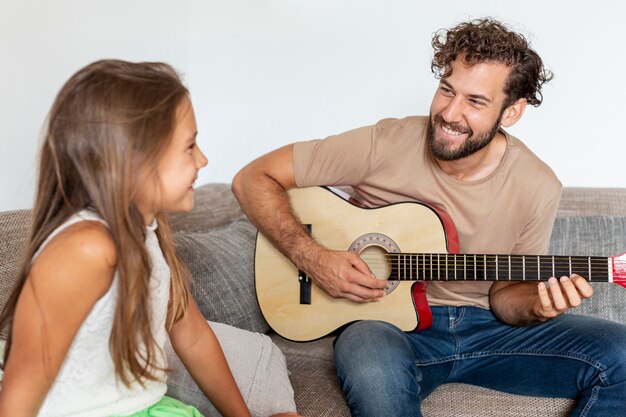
[{"xmin": 254, "ymin": 187, "xmax": 626, "ymax": 342}]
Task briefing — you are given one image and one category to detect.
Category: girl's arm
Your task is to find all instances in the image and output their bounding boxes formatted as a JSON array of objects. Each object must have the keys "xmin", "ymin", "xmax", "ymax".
[
  {"xmin": 0, "ymin": 221, "xmax": 116, "ymax": 417},
  {"xmin": 168, "ymin": 293, "xmax": 252, "ymax": 417}
]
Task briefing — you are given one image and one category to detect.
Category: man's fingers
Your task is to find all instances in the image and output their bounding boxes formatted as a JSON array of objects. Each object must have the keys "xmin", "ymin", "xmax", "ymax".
[
  {"xmin": 548, "ymin": 277, "xmax": 568, "ymax": 311},
  {"xmin": 537, "ymin": 282, "xmax": 553, "ymax": 311},
  {"xmin": 348, "ymin": 253, "xmax": 388, "ymax": 289},
  {"xmin": 340, "ymin": 291, "xmax": 372, "ymax": 304},
  {"xmin": 349, "ymin": 252, "xmax": 375, "ymax": 276},
  {"xmin": 559, "ymin": 276, "xmax": 582, "ymax": 307},
  {"xmin": 571, "ymin": 274, "xmax": 594, "ymax": 298},
  {"xmin": 340, "ymin": 271, "xmax": 386, "ymax": 300},
  {"xmin": 536, "ymin": 274, "xmax": 592, "ymax": 320},
  {"xmin": 339, "ymin": 285, "xmax": 385, "ymax": 303},
  {"xmin": 346, "ymin": 253, "xmax": 388, "ymax": 291},
  {"xmin": 313, "ymin": 250, "xmax": 387, "ymax": 302}
]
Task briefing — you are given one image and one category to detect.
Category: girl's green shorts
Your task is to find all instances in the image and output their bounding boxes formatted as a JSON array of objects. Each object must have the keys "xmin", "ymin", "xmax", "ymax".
[{"xmin": 123, "ymin": 396, "xmax": 204, "ymax": 417}]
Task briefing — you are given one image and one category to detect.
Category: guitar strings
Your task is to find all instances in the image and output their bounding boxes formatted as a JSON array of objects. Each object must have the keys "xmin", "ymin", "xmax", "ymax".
[
  {"xmin": 357, "ymin": 254, "xmax": 613, "ymax": 278},
  {"xmin": 359, "ymin": 254, "xmax": 610, "ymax": 262},
  {"xmin": 358, "ymin": 254, "xmax": 612, "ymax": 268}
]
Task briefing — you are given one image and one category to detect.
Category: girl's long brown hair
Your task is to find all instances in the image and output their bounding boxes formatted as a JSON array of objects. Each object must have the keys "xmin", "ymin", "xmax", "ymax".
[{"xmin": 0, "ymin": 59, "xmax": 191, "ymax": 386}]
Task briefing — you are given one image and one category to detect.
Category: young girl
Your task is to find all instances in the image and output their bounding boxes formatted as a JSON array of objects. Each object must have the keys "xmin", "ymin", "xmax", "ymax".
[{"xmin": 0, "ymin": 60, "xmax": 299, "ymax": 417}]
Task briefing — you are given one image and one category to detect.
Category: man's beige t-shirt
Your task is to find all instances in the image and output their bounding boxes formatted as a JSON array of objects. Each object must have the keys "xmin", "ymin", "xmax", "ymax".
[{"xmin": 293, "ymin": 116, "xmax": 562, "ymax": 309}]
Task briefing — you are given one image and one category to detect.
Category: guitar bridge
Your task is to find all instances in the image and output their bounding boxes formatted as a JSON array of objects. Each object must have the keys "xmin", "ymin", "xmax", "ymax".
[
  {"xmin": 299, "ymin": 223, "xmax": 312, "ymax": 305},
  {"xmin": 299, "ymin": 271, "xmax": 311, "ymax": 304}
]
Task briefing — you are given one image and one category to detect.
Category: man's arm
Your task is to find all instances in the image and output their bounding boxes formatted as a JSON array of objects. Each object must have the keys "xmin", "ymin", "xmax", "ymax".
[
  {"xmin": 490, "ymin": 277, "xmax": 594, "ymax": 326},
  {"xmin": 232, "ymin": 144, "xmax": 386, "ymax": 303}
]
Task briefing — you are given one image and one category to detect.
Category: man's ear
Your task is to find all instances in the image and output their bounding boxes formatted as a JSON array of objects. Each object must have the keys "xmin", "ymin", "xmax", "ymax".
[{"xmin": 500, "ymin": 98, "xmax": 527, "ymax": 128}]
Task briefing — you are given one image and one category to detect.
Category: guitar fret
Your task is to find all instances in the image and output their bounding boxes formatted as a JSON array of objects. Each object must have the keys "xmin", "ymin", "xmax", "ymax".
[
  {"xmin": 588, "ymin": 256, "xmax": 592, "ymax": 282},
  {"xmin": 552, "ymin": 256, "xmax": 555, "ymax": 278},
  {"xmin": 454, "ymin": 255, "xmax": 457, "ymax": 281},
  {"xmin": 474, "ymin": 255, "xmax": 477, "ymax": 280},
  {"xmin": 509, "ymin": 255, "xmax": 511, "ymax": 281},
  {"xmin": 403, "ymin": 254, "xmax": 406, "ymax": 280},
  {"xmin": 568, "ymin": 257, "xmax": 572, "ymax": 276},
  {"xmin": 404, "ymin": 254, "xmax": 407, "ymax": 280},
  {"xmin": 395, "ymin": 255, "xmax": 398, "ymax": 280},
  {"xmin": 464, "ymin": 254, "xmax": 467, "ymax": 281},
  {"xmin": 437, "ymin": 253, "xmax": 440, "ymax": 280},
  {"xmin": 495, "ymin": 255, "xmax": 498, "ymax": 281},
  {"xmin": 396, "ymin": 255, "xmax": 402, "ymax": 280},
  {"xmin": 522, "ymin": 255, "xmax": 526, "ymax": 281},
  {"xmin": 417, "ymin": 254, "xmax": 419, "ymax": 280},
  {"xmin": 537, "ymin": 255, "xmax": 540, "ymax": 280},
  {"xmin": 483, "ymin": 255, "xmax": 487, "ymax": 280},
  {"xmin": 396, "ymin": 254, "xmax": 400, "ymax": 280}
]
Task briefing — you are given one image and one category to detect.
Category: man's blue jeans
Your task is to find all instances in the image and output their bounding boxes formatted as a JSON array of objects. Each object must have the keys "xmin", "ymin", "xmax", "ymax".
[{"xmin": 334, "ymin": 306, "xmax": 626, "ymax": 417}]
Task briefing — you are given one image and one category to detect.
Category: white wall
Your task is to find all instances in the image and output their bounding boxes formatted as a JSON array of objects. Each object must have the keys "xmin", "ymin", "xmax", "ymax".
[
  {"xmin": 0, "ymin": 0, "xmax": 190, "ymax": 211},
  {"xmin": 2, "ymin": 1, "xmax": 625, "ymax": 211}
]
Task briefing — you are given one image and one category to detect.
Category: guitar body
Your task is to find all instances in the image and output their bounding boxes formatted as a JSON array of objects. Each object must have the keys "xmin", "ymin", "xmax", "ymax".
[{"xmin": 255, "ymin": 187, "xmax": 454, "ymax": 342}]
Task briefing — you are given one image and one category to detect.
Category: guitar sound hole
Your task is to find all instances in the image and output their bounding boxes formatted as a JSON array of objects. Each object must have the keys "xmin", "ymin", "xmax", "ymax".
[{"xmin": 349, "ymin": 233, "xmax": 400, "ymax": 295}]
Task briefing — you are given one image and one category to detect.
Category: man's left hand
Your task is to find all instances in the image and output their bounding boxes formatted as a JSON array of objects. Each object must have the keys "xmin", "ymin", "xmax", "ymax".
[{"xmin": 534, "ymin": 274, "xmax": 594, "ymax": 319}]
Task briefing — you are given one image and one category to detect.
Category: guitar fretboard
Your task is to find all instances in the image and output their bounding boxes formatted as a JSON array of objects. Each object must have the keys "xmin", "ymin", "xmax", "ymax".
[{"xmin": 388, "ymin": 254, "xmax": 610, "ymax": 282}]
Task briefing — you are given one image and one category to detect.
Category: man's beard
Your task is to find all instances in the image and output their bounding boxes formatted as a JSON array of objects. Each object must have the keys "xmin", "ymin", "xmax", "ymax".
[{"xmin": 428, "ymin": 112, "xmax": 503, "ymax": 161}]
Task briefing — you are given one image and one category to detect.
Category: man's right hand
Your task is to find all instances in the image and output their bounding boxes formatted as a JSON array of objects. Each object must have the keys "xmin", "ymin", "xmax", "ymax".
[{"xmin": 302, "ymin": 247, "xmax": 387, "ymax": 303}]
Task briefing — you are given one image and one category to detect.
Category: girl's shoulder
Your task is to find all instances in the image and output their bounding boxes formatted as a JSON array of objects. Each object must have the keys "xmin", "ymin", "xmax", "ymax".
[{"xmin": 30, "ymin": 217, "xmax": 117, "ymax": 302}]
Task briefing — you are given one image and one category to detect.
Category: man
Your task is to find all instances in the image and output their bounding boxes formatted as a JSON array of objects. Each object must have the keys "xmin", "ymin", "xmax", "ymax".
[{"xmin": 232, "ymin": 18, "xmax": 626, "ymax": 416}]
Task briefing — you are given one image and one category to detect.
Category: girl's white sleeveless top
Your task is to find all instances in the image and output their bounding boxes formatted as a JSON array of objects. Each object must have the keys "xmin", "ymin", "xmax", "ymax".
[{"xmin": 36, "ymin": 210, "xmax": 170, "ymax": 417}]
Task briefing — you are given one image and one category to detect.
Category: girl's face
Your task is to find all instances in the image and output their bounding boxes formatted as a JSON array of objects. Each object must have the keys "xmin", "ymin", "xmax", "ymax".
[{"xmin": 136, "ymin": 97, "xmax": 208, "ymax": 225}]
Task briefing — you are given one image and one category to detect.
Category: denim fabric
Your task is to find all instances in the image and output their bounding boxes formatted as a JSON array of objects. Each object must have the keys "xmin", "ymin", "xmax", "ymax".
[{"xmin": 334, "ymin": 306, "xmax": 626, "ymax": 417}]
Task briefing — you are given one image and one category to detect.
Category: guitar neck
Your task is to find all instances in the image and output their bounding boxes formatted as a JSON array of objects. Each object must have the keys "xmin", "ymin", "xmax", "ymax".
[{"xmin": 389, "ymin": 253, "xmax": 612, "ymax": 283}]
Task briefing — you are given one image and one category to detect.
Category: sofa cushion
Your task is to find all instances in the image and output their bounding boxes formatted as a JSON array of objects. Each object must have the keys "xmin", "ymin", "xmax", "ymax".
[
  {"xmin": 167, "ymin": 183, "xmax": 244, "ymax": 233},
  {"xmin": 173, "ymin": 217, "xmax": 270, "ymax": 334},
  {"xmin": 549, "ymin": 216, "xmax": 626, "ymax": 325},
  {"xmin": 557, "ymin": 188, "xmax": 626, "ymax": 217},
  {"xmin": 549, "ymin": 215, "xmax": 626, "ymax": 256},
  {"xmin": 0, "ymin": 209, "xmax": 32, "ymax": 340}
]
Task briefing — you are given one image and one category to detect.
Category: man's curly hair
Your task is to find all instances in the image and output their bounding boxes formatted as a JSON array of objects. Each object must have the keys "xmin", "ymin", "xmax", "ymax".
[{"xmin": 431, "ymin": 18, "xmax": 552, "ymax": 108}]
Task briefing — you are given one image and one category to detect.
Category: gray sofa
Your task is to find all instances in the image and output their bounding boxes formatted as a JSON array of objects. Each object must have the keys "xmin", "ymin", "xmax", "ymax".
[{"xmin": 1, "ymin": 183, "xmax": 625, "ymax": 417}]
